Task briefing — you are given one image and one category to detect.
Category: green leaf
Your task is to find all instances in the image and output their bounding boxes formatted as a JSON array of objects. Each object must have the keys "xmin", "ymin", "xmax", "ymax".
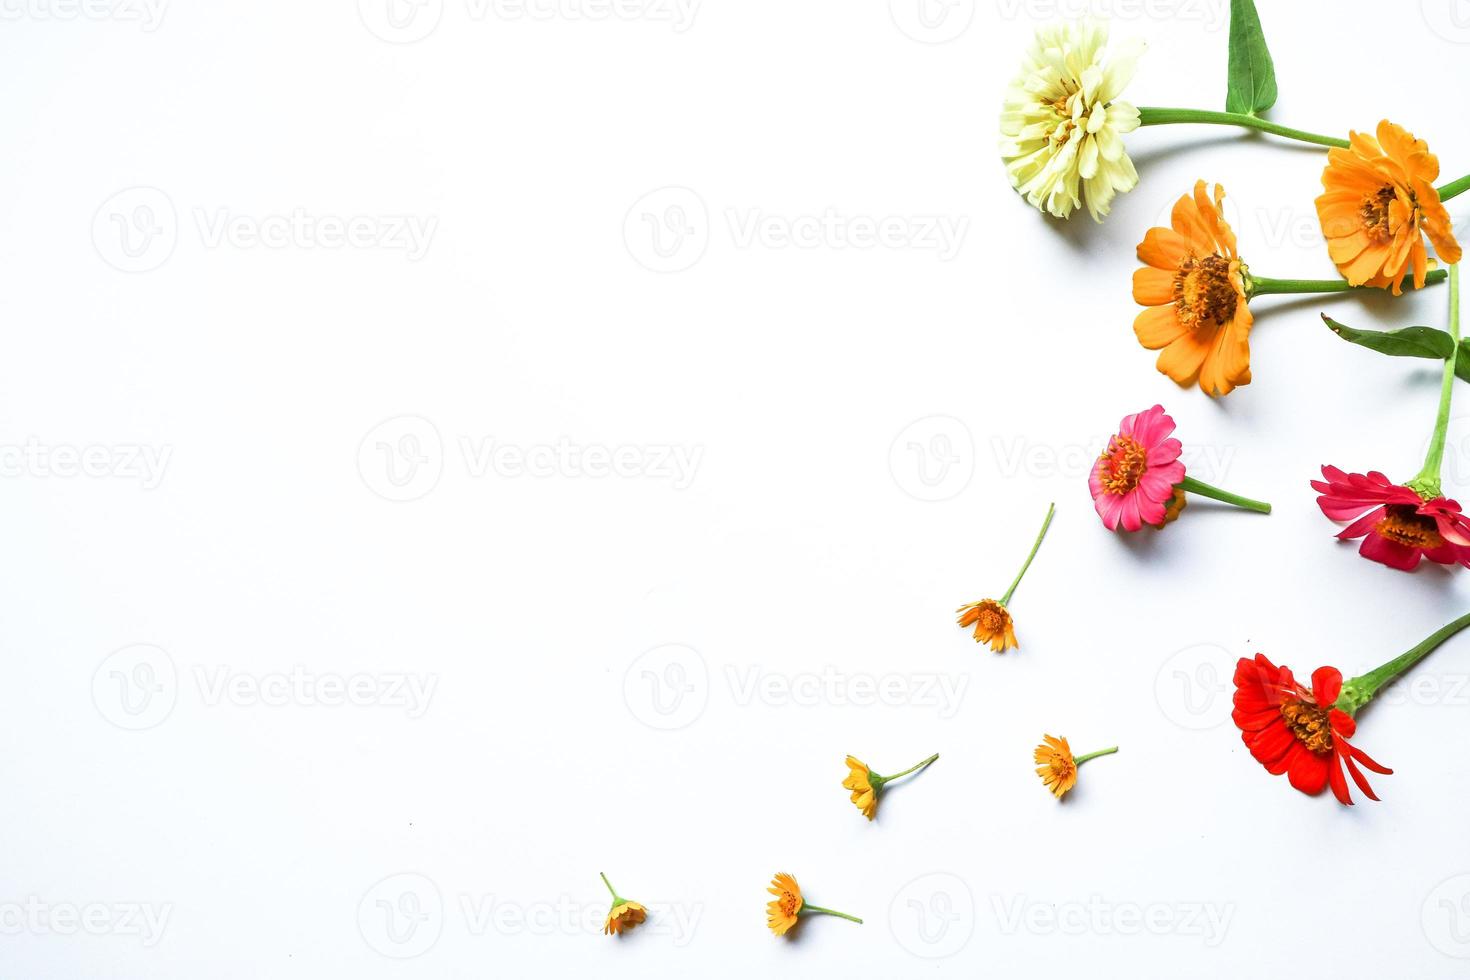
[
  {"xmin": 1322, "ymin": 314, "xmax": 1455, "ymax": 359},
  {"xmin": 1226, "ymin": 0, "xmax": 1278, "ymax": 115},
  {"xmin": 1458, "ymin": 339, "xmax": 1470, "ymax": 384}
]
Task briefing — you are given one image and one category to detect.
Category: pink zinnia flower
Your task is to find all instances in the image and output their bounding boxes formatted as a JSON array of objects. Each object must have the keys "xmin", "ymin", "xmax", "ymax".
[
  {"xmin": 1311, "ymin": 465, "xmax": 1470, "ymax": 571},
  {"xmin": 1089, "ymin": 405, "xmax": 1186, "ymax": 532}
]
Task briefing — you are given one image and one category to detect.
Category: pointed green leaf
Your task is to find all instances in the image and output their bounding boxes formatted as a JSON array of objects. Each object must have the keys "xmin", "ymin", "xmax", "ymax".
[
  {"xmin": 1226, "ymin": 0, "xmax": 1278, "ymax": 115},
  {"xmin": 1458, "ymin": 338, "xmax": 1470, "ymax": 384},
  {"xmin": 1323, "ymin": 314, "xmax": 1455, "ymax": 359}
]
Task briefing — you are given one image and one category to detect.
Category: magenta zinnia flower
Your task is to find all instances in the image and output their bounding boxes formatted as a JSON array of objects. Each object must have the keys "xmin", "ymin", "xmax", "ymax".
[
  {"xmin": 1089, "ymin": 405, "xmax": 1186, "ymax": 531},
  {"xmin": 1311, "ymin": 466, "xmax": 1470, "ymax": 571}
]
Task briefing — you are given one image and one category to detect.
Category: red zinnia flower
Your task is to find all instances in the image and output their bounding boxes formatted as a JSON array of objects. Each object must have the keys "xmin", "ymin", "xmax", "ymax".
[
  {"xmin": 1232, "ymin": 654, "xmax": 1392, "ymax": 805},
  {"xmin": 1311, "ymin": 465, "xmax": 1470, "ymax": 571}
]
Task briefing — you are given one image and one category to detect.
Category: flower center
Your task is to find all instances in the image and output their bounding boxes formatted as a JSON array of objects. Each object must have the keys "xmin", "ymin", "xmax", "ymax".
[
  {"xmin": 778, "ymin": 893, "xmax": 800, "ymax": 917},
  {"xmin": 978, "ymin": 607, "xmax": 1006, "ymax": 631},
  {"xmin": 1280, "ymin": 699, "xmax": 1333, "ymax": 754},
  {"xmin": 1097, "ymin": 434, "xmax": 1148, "ymax": 495},
  {"xmin": 1374, "ymin": 504, "xmax": 1444, "ymax": 549},
  {"xmin": 1172, "ymin": 253, "xmax": 1239, "ymax": 329},
  {"xmin": 1359, "ymin": 185, "xmax": 1398, "ymax": 243}
]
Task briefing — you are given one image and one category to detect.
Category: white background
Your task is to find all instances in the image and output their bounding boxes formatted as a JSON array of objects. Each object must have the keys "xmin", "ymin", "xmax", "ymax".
[{"xmin": 4, "ymin": 0, "xmax": 1470, "ymax": 976}]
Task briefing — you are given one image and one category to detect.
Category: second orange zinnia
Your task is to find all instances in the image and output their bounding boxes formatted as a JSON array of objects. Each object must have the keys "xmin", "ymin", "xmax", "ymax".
[{"xmin": 1132, "ymin": 180, "xmax": 1253, "ymax": 397}]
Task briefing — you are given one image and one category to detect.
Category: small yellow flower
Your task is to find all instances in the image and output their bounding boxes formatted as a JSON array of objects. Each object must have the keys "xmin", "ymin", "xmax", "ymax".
[
  {"xmin": 956, "ymin": 598, "xmax": 1017, "ymax": 652},
  {"xmin": 766, "ymin": 872, "xmax": 803, "ymax": 937},
  {"xmin": 599, "ymin": 873, "xmax": 646, "ymax": 936},
  {"xmin": 766, "ymin": 872, "xmax": 862, "ymax": 937},
  {"xmin": 957, "ymin": 503, "xmax": 1054, "ymax": 653},
  {"xmin": 842, "ymin": 753, "xmax": 939, "ymax": 820},
  {"xmin": 1034, "ymin": 735, "xmax": 1118, "ymax": 800}
]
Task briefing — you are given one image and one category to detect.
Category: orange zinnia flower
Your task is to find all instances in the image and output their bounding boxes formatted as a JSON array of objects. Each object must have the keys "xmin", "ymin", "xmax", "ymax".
[
  {"xmin": 1133, "ymin": 180, "xmax": 1252, "ymax": 396},
  {"xmin": 1034, "ymin": 735, "xmax": 1118, "ymax": 800},
  {"xmin": 1316, "ymin": 120, "xmax": 1461, "ymax": 296},
  {"xmin": 598, "ymin": 873, "xmax": 646, "ymax": 936},
  {"xmin": 956, "ymin": 598, "xmax": 1017, "ymax": 652},
  {"xmin": 765, "ymin": 872, "xmax": 861, "ymax": 936}
]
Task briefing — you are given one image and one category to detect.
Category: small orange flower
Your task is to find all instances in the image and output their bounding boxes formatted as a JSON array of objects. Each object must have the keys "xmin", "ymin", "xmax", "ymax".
[
  {"xmin": 956, "ymin": 598, "xmax": 1016, "ymax": 652},
  {"xmin": 841, "ymin": 753, "xmax": 938, "ymax": 820},
  {"xmin": 1133, "ymin": 180, "xmax": 1253, "ymax": 396},
  {"xmin": 1034, "ymin": 736, "xmax": 1118, "ymax": 800},
  {"xmin": 599, "ymin": 873, "xmax": 646, "ymax": 936},
  {"xmin": 1316, "ymin": 120, "xmax": 1461, "ymax": 295},
  {"xmin": 766, "ymin": 872, "xmax": 803, "ymax": 936},
  {"xmin": 765, "ymin": 872, "xmax": 861, "ymax": 936}
]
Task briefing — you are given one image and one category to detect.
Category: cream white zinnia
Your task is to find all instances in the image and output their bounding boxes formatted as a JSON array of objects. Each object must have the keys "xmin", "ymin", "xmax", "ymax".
[{"xmin": 1000, "ymin": 20, "xmax": 1144, "ymax": 222}]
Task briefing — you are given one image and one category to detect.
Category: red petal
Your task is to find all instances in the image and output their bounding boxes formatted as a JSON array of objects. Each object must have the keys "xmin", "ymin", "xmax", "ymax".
[
  {"xmin": 1311, "ymin": 667, "xmax": 1343, "ymax": 706},
  {"xmin": 1287, "ymin": 749, "xmax": 1330, "ymax": 795},
  {"xmin": 1342, "ymin": 752, "xmax": 1381, "ymax": 802}
]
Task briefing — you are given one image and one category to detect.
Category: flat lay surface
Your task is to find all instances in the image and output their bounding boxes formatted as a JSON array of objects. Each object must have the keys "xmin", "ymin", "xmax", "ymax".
[{"xmin": 4, "ymin": 1, "xmax": 1470, "ymax": 976}]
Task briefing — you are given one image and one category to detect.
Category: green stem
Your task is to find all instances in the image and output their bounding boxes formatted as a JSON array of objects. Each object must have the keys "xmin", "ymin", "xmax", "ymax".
[
  {"xmin": 1249, "ymin": 269, "xmax": 1448, "ymax": 295},
  {"xmin": 1136, "ymin": 107, "xmax": 1348, "ymax": 149},
  {"xmin": 801, "ymin": 905, "xmax": 863, "ymax": 924},
  {"xmin": 876, "ymin": 753, "xmax": 938, "ymax": 785},
  {"xmin": 1000, "ymin": 502, "xmax": 1055, "ymax": 606},
  {"xmin": 1336, "ymin": 611, "xmax": 1470, "ymax": 715},
  {"xmin": 600, "ymin": 873, "xmax": 620, "ymax": 901},
  {"xmin": 1440, "ymin": 173, "xmax": 1470, "ymax": 202},
  {"xmin": 1178, "ymin": 475, "xmax": 1271, "ymax": 514},
  {"xmin": 1409, "ymin": 264, "xmax": 1460, "ymax": 499},
  {"xmin": 1074, "ymin": 746, "xmax": 1118, "ymax": 766}
]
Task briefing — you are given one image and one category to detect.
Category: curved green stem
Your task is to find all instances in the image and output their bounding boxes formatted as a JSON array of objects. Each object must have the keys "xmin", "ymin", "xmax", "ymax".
[
  {"xmin": 1000, "ymin": 502, "xmax": 1054, "ymax": 606},
  {"xmin": 1409, "ymin": 264, "xmax": 1460, "ymax": 499},
  {"xmin": 801, "ymin": 905, "xmax": 862, "ymax": 924},
  {"xmin": 1249, "ymin": 269, "xmax": 1448, "ymax": 296},
  {"xmin": 1179, "ymin": 476, "xmax": 1271, "ymax": 514},
  {"xmin": 1336, "ymin": 611, "xmax": 1470, "ymax": 715},
  {"xmin": 1136, "ymin": 107, "xmax": 1348, "ymax": 149},
  {"xmin": 1074, "ymin": 746, "xmax": 1118, "ymax": 766},
  {"xmin": 600, "ymin": 873, "xmax": 620, "ymax": 901},
  {"xmin": 1440, "ymin": 173, "xmax": 1470, "ymax": 202},
  {"xmin": 876, "ymin": 753, "xmax": 938, "ymax": 785}
]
